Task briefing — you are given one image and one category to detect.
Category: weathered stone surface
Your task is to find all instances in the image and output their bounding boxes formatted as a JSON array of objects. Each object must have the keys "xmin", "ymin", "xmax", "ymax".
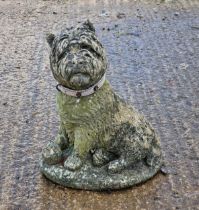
[{"xmin": 40, "ymin": 21, "xmax": 162, "ymax": 189}]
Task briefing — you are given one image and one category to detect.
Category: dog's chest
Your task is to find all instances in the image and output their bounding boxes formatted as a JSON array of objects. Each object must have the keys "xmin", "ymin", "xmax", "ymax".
[{"xmin": 56, "ymin": 92, "xmax": 101, "ymax": 126}]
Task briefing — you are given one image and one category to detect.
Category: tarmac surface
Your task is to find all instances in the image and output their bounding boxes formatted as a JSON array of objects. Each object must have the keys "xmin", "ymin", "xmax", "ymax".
[{"xmin": 0, "ymin": 0, "xmax": 199, "ymax": 209}]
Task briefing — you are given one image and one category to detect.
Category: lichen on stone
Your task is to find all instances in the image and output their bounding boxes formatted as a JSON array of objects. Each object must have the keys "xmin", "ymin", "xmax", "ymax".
[{"xmin": 40, "ymin": 20, "xmax": 162, "ymax": 190}]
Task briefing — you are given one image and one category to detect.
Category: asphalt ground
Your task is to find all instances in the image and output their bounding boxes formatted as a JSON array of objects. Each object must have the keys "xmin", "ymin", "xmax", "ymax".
[{"xmin": 0, "ymin": 0, "xmax": 199, "ymax": 209}]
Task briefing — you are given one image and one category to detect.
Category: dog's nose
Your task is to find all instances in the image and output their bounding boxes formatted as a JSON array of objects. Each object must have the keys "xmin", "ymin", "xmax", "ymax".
[
  {"xmin": 71, "ymin": 60, "xmax": 84, "ymax": 65},
  {"xmin": 71, "ymin": 58, "xmax": 78, "ymax": 65},
  {"xmin": 77, "ymin": 59, "xmax": 86, "ymax": 66}
]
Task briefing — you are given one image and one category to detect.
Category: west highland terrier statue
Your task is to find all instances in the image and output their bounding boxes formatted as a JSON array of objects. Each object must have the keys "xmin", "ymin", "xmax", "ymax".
[{"xmin": 40, "ymin": 20, "xmax": 162, "ymax": 190}]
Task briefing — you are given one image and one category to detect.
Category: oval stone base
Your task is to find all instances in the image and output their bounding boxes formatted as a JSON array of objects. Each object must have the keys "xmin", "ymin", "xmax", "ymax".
[{"xmin": 40, "ymin": 159, "xmax": 161, "ymax": 190}]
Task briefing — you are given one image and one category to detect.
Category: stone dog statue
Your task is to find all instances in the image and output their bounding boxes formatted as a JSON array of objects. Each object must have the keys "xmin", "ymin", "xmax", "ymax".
[{"xmin": 40, "ymin": 20, "xmax": 162, "ymax": 190}]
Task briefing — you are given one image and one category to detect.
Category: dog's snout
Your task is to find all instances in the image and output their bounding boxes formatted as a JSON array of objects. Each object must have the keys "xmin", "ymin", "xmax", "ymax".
[
  {"xmin": 68, "ymin": 54, "xmax": 85, "ymax": 66},
  {"xmin": 71, "ymin": 59, "xmax": 84, "ymax": 66}
]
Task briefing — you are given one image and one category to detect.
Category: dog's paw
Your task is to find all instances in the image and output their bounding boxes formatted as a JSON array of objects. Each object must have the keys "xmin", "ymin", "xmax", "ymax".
[
  {"xmin": 92, "ymin": 149, "xmax": 111, "ymax": 166},
  {"xmin": 42, "ymin": 141, "xmax": 62, "ymax": 165},
  {"xmin": 108, "ymin": 160, "xmax": 126, "ymax": 173},
  {"xmin": 64, "ymin": 153, "xmax": 83, "ymax": 171}
]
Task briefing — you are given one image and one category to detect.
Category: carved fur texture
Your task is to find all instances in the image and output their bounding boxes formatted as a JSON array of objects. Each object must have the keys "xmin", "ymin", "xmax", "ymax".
[
  {"xmin": 42, "ymin": 20, "xmax": 162, "ymax": 174},
  {"xmin": 48, "ymin": 20, "xmax": 107, "ymax": 90}
]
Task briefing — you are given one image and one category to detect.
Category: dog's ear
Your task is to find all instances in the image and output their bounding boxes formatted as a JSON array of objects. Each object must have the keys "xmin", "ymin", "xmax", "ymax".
[
  {"xmin": 83, "ymin": 20, "xmax": 95, "ymax": 32},
  {"xmin": 46, "ymin": 33, "xmax": 55, "ymax": 47}
]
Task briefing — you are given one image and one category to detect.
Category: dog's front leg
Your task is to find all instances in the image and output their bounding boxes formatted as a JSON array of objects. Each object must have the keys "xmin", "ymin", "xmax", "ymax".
[
  {"xmin": 42, "ymin": 123, "xmax": 69, "ymax": 165},
  {"xmin": 54, "ymin": 123, "xmax": 69, "ymax": 150},
  {"xmin": 64, "ymin": 128, "xmax": 93, "ymax": 171}
]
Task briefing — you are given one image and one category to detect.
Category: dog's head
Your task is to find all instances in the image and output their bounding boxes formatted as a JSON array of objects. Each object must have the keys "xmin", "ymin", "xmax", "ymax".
[{"xmin": 47, "ymin": 20, "xmax": 107, "ymax": 90}]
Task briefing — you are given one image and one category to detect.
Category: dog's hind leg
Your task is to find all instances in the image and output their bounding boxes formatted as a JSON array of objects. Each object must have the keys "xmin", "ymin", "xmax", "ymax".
[
  {"xmin": 108, "ymin": 156, "xmax": 129, "ymax": 173},
  {"xmin": 107, "ymin": 145, "xmax": 146, "ymax": 173},
  {"xmin": 92, "ymin": 148, "xmax": 116, "ymax": 167}
]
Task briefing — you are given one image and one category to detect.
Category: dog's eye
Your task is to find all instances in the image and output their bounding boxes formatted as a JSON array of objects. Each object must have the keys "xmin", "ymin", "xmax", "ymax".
[
  {"xmin": 84, "ymin": 53, "xmax": 92, "ymax": 58},
  {"xmin": 81, "ymin": 44, "xmax": 100, "ymax": 58},
  {"xmin": 81, "ymin": 44, "xmax": 91, "ymax": 50}
]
